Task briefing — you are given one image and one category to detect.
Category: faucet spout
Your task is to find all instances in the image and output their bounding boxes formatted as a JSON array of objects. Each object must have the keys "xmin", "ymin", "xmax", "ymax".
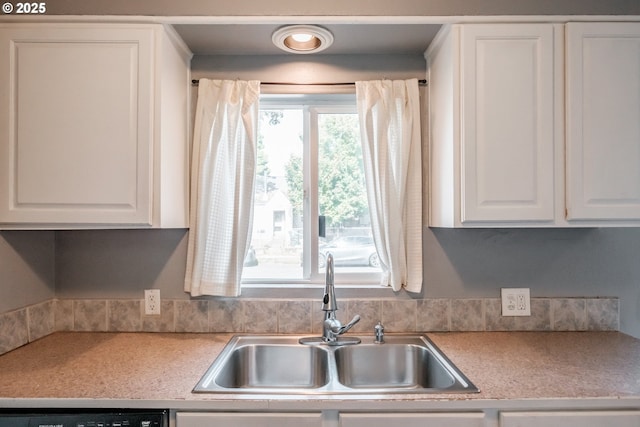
[
  {"xmin": 299, "ymin": 252, "xmax": 361, "ymax": 346},
  {"xmin": 322, "ymin": 253, "xmax": 337, "ymax": 312},
  {"xmin": 319, "ymin": 252, "xmax": 361, "ymax": 345}
]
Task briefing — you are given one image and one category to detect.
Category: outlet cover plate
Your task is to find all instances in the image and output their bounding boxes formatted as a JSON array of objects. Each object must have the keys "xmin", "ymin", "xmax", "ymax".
[
  {"xmin": 501, "ymin": 288, "xmax": 531, "ymax": 316},
  {"xmin": 144, "ymin": 289, "xmax": 161, "ymax": 315}
]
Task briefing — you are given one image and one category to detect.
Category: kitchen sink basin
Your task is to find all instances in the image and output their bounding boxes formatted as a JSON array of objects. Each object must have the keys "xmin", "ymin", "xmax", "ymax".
[
  {"xmin": 193, "ymin": 335, "xmax": 478, "ymax": 395},
  {"xmin": 334, "ymin": 343, "xmax": 455, "ymax": 390},
  {"xmin": 215, "ymin": 344, "xmax": 330, "ymax": 389}
]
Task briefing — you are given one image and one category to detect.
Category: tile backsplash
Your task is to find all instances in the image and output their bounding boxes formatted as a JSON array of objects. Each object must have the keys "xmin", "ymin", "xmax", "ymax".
[{"xmin": 0, "ymin": 296, "xmax": 620, "ymax": 356}]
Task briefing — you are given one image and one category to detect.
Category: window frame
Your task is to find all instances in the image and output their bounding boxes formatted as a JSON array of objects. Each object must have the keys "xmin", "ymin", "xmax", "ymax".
[{"xmin": 242, "ymin": 93, "xmax": 381, "ymax": 287}]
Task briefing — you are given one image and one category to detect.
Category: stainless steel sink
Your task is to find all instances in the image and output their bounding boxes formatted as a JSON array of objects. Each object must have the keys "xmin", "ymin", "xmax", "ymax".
[
  {"xmin": 334, "ymin": 342, "xmax": 456, "ymax": 390},
  {"xmin": 194, "ymin": 336, "xmax": 331, "ymax": 393},
  {"xmin": 215, "ymin": 343, "xmax": 331, "ymax": 389},
  {"xmin": 193, "ymin": 335, "xmax": 478, "ymax": 395}
]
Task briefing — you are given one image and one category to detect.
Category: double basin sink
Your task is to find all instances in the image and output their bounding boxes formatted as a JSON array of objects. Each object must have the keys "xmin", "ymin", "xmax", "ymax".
[{"xmin": 193, "ymin": 334, "xmax": 478, "ymax": 395}]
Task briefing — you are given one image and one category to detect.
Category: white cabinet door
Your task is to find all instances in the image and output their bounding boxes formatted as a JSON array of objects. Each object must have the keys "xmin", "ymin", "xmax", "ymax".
[
  {"xmin": 427, "ymin": 24, "xmax": 561, "ymax": 227},
  {"xmin": 176, "ymin": 412, "xmax": 323, "ymax": 427},
  {"xmin": 0, "ymin": 24, "xmax": 190, "ymax": 228},
  {"xmin": 501, "ymin": 410, "xmax": 640, "ymax": 427},
  {"xmin": 460, "ymin": 24, "xmax": 557, "ymax": 224},
  {"xmin": 0, "ymin": 25, "xmax": 153, "ymax": 225},
  {"xmin": 340, "ymin": 412, "xmax": 485, "ymax": 427},
  {"xmin": 566, "ymin": 23, "xmax": 640, "ymax": 221}
]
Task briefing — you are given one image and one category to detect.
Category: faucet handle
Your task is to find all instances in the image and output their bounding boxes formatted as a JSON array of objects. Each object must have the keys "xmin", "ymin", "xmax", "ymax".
[
  {"xmin": 324, "ymin": 314, "xmax": 361, "ymax": 335},
  {"xmin": 340, "ymin": 315, "xmax": 360, "ymax": 334},
  {"xmin": 374, "ymin": 321, "xmax": 385, "ymax": 344}
]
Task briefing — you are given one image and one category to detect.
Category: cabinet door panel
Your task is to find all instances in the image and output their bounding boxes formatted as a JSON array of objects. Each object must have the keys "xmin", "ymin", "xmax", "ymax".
[
  {"xmin": 176, "ymin": 412, "xmax": 323, "ymax": 427},
  {"xmin": 0, "ymin": 26, "xmax": 153, "ymax": 225},
  {"xmin": 340, "ymin": 412, "xmax": 485, "ymax": 427},
  {"xmin": 566, "ymin": 23, "xmax": 640, "ymax": 220},
  {"xmin": 501, "ymin": 411, "xmax": 640, "ymax": 427},
  {"xmin": 460, "ymin": 24, "xmax": 556, "ymax": 223}
]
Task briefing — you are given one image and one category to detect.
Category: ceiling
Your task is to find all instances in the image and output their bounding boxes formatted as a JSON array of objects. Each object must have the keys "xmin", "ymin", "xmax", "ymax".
[{"xmin": 173, "ymin": 24, "xmax": 442, "ymax": 56}]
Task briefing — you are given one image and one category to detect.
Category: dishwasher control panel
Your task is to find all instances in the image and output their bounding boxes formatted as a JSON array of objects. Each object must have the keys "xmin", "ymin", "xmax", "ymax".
[{"xmin": 0, "ymin": 410, "xmax": 168, "ymax": 427}]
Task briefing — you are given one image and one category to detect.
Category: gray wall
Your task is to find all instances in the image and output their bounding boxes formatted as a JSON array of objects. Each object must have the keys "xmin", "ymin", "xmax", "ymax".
[
  {"xmin": 424, "ymin": 228, "xmax": 640, "ymax": 336},
  {"xmin": 50, "ymin": 227, "xmax": 640, "ymax": 337},
  {"xmin": 0, "ymin": 231, "xmax": 55, "ymax": 313},
  {"xmin": 55, "ymin": 229, "xmax": 188, "ymax": 300},
  {"xmin": 191, "ymin": 55, "xmax": 428, "ymax": 86}
]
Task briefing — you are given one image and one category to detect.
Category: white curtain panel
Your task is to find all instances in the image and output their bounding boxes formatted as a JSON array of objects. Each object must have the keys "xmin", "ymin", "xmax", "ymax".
[
  {"xmin": 356, "ymin": 79, "xmax": 423, "ymax": 293},
  {"xmin": 184, "ymin": 79, "xmax": 260, "ymax": 297}
]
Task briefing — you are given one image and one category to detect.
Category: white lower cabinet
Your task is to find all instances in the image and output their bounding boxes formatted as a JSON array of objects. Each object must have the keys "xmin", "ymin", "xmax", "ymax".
[
  {"xmin": 500, "ymin": 411, "xmax": 640, "ymax": 427},
  {"xmin": 175, "ymin": 412, "xmax": 323, "ymax": 427},
  {"xmin": 176, "ymin": 412, "xmax": 485, "ymax": 427},
  {"xmin": 339, "ymin": 412, "xmax": 485, "ymax": 427},
  {"xmin": 176, "ymin": 410, "xmax": 640, "ymax": 427}
]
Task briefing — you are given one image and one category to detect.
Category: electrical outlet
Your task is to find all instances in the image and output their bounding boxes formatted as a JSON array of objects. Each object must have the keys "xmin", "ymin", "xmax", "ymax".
[
  {"xmin": 144, "ymin": 289, "xmax": 161, "ymax": 315},
  {"xmin": 501, "ymin": 288, "xmax": 531, "ymax": 316}
]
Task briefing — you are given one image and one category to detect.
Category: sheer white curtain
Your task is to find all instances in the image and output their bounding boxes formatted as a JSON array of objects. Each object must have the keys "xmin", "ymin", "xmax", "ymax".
[
  {"xmin": 184, "ymin": 79, "xmax": 260, "ymax": 297},
  {"xmin": 356, "ymin": 79, "xmax": 423, "ymax": 293}
]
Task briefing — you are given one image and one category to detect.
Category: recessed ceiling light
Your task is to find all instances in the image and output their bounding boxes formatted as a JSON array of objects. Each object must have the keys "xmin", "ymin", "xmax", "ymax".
[
  {"xmin": 272, "ymin": 25, "xmax": 334, "ymax": 54},
  {"xmin": 291, "ymin": 33, "xmax": 314, "ymax": 43}
]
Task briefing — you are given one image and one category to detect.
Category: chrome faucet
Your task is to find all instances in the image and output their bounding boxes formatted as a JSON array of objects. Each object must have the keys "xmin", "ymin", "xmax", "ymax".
[{"xmin": 321, "ymin": 253, "xmax": 361, "ymax": 344}]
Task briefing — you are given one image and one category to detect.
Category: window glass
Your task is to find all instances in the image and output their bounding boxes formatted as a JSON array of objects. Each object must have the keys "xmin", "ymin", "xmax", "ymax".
[
  {"xmin": 242, "ymin": 108, "xmax": 303, "ymax": 281},
  {"xmin": 317, "ymin": 113, "xmax": 379, "ymax": 274},
  {"xmin": 242, "ymin": 95, "xmax": 381, "ymax": 285}
]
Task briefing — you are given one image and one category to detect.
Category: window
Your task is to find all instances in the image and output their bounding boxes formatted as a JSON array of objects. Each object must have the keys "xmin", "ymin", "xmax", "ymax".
[{"xmin": 242, "ymin": 93, "xmax": 381, "ymax": 285}]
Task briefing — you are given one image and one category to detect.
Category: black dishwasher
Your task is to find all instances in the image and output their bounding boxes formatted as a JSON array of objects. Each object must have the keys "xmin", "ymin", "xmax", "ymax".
[{"xmin": 0, "ymin": 409, "xmax": 168, "ymax": 427}]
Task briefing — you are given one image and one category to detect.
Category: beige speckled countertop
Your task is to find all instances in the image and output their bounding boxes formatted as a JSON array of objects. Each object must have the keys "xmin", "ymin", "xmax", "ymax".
[{"xmin": 0, "ymin": 331, "xmax": 639, "ymax": 411}]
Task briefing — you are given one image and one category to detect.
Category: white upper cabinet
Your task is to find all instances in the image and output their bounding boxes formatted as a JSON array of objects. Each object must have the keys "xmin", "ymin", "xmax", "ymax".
[
  {"xmin": 0, "ymin": 24, "xmax": 191, "ymax": 228},
  {"xmin": 427, "ymin": 24, "xmax": 563, "ymax": 227},
  {"xmin": 566, "ymin": 22, "xmax": 640, "ymax": 223},
  {"xmin": 428, "ymin": 21, "xmax": 640, "ymax": 227}
]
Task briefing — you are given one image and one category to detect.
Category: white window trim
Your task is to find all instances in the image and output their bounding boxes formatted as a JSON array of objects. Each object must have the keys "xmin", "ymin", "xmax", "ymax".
[{"xmin": 242, "ymin": 93, "xmax": 382, "ymax": 287}]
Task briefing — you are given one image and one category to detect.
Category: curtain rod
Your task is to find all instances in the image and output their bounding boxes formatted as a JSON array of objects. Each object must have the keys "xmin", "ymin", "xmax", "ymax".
[{"xmin": 191, "ymin": 79, "xmax": 427, "ymax": 86}]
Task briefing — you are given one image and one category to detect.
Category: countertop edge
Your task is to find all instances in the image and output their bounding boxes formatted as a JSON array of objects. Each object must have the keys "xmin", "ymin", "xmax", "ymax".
[{"xmin": 2, "ymin": 396, "xmax": 640, "ymax": 412}]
